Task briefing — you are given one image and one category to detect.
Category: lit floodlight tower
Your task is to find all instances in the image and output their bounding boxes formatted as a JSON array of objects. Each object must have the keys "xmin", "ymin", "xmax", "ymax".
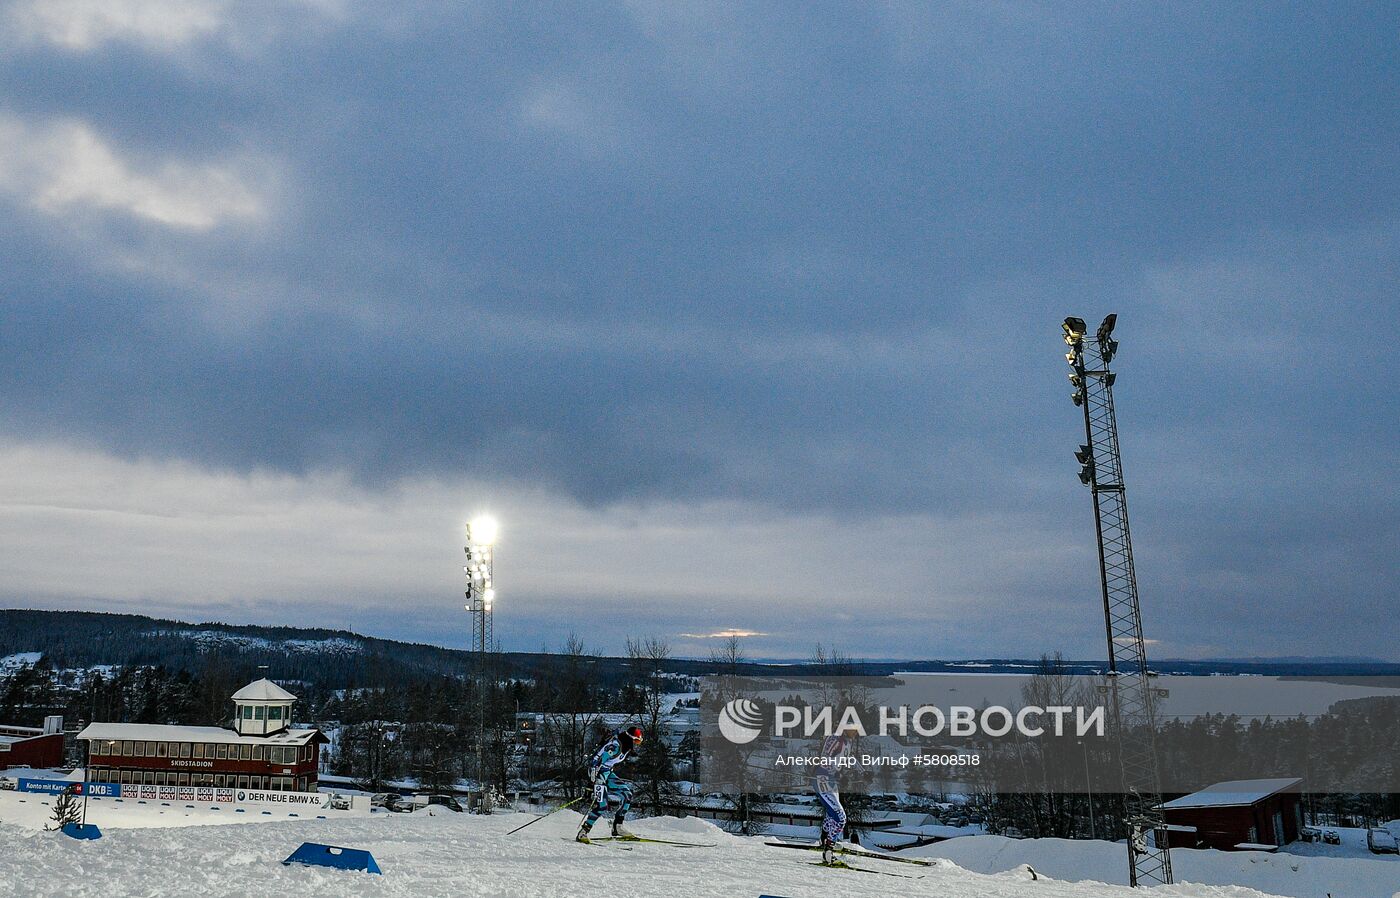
[
  {"xmin": 464, "ymin": 515, "xmax": 498, "ymax": 813},
  {"xmin": 465, "ymin": 516, "xmax": 498, "ymax": 645},
  {"xmin": 1062, "ymin": 315, "xmax": 1173, "ymax": 887}
]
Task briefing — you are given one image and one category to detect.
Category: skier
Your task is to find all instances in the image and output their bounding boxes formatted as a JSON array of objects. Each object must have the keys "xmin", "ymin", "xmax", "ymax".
[
  {"xmin": 577, "ymin": 725, "xmax": 645, "ymax": 843},
  {"xmin": 814, "ymin": 722, "xmax": 856, "ymax": 864}
]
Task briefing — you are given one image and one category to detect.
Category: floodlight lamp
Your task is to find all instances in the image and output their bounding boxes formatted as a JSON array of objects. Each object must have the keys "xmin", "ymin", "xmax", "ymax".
[
  {"xmin": 1062, "ymin": 317, "xmax": 1087, "ymax": 343},
  {"xmin": 1096, "ymin": 314, "xmax": 1116, "ymax": 342},
  {"xmin": 1075, "ymin": 445, "xmax": 1092, "ymax": 464},
  {"xmin": 483, "ymin": 588, "xmax": 496, "ymax": 605},
  {"xmin": 1101, "ymin": 340, "xmax": 1119, "ymax": 363},
  {"xmin": 1072, "ymin": 391, "xmax": 1084, "ymax": 406},
  {"xmin": 467, "ymin": 515, "xmax": 499, "ymax": 546},
  {"xmin": 1069, "ymin": 373, "xmax": 1082, "ymax": 386},
  {"xmin": 1104, "ymin": 372, "xmax": 1116, "ymax": 386},
  {"xmin": 1078, "ymin": 467, "xmax": 1094, "ymax": 486}
]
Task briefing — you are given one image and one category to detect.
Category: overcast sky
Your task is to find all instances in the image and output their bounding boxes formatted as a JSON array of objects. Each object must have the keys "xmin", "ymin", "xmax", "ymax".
[{"xmin": 1, "ymin": 2, "xmax": 1396, "ymax": 661}]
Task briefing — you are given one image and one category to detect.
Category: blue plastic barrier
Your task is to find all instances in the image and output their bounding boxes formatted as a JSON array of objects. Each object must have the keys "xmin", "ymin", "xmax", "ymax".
[
  {"xmin": 61, "ymin": 823, "xmax": 102, "ymax": 840},
  {"xmin": 283, "ymin": 842, "xmax": 381, "ymax": 875}
]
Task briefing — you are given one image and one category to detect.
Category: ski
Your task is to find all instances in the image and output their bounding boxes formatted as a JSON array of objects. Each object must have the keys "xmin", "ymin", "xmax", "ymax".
[
  {"xmin": 567, "ymin": 838, "xmax": 632, "ymax": 850},
  {"xmin": 806, "ymin": 860, "xmax": 920, "ymax": 879},
  {"xmin": 593, "ymin": 836, "xmax": 715, "ymax": 848},
  {"xmin": 764, "ymin": 839, "xmax": 936, "ymax": 867}
]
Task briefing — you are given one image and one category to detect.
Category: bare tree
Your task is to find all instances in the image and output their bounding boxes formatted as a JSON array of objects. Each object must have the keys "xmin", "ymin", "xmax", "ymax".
[
  {"xmin": 709, "ymin": 635, "xmax": 746, "ymax": 675},
  {"xmin": 626, "ymin": 636, "xmax": 677, "ymax": 816},
  {"xmin": 704, "ymin": 634, "xmax": 769, "ymax": 834},
  {"xmin": 810, "ymin": 643, "xmax": 875, "ymax": 836},
  {"xmin": 544, "ymin": 633, "xmax": 605, "ymax": 798}
]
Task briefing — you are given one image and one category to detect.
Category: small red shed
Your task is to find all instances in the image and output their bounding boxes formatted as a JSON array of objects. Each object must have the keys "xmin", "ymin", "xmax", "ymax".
[{"xmin": 1163, "ymin": 777, "xmax": 1304, "ymax": 851}]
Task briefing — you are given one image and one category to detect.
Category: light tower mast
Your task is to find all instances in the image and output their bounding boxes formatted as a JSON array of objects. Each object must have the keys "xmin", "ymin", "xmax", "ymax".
[
  {"xmin": 464, "ymin": 515, "xmax": 498, "ymax": 813},
  {"xmin": 1062, "ymin": 315, "xmax": 1173, "ymax": 887}
]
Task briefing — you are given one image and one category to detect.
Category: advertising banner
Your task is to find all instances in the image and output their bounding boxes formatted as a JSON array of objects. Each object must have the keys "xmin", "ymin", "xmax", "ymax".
[
  {"xmin": 117, "ymin": 784, "xmax": 236, "ymax": 803},
  {"xmin": 235, "ymin": 788, "xmax": 330, "ymax": 809},
  {"xmin": 700, "ymin": 674, "xmax": 1400, "ymax": 795},
  {"xmin": 16, "ymin": 778, "xmax": 81, "ymax": 794}
]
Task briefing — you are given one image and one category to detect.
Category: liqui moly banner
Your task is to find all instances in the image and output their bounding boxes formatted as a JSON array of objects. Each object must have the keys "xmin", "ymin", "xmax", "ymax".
[
  {"xmin": 98, "ymin": 783, "xmax": 325, "ymax": 807},
  {"xmin": 118, "ymin": 784, "xmax": 235, "ymax": 803}
]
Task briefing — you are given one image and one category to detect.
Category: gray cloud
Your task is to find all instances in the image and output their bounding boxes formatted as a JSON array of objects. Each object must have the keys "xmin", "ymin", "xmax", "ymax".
[{"xmin": 0, "ymin": 2, "xmax": 1395, "ymax": 658}]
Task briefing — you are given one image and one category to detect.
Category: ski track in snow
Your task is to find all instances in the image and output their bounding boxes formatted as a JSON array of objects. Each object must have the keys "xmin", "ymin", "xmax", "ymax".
[{"xmin": 3, "ymin": 802, "xmax": 1372, "ymax": 898}]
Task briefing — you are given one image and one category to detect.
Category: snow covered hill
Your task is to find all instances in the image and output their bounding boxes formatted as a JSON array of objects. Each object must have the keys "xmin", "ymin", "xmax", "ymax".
[
  {"xmin": 3, "ymin": 789, "xmax": 1397, "ymax": 898},
  {"xmin": 7, "ymin": 791, "xmax": 1395, "ymax": 898}
]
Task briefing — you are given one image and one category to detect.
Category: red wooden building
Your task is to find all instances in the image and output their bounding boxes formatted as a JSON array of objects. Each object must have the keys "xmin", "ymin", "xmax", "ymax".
[
  {"xmin": 78, "ymin": 679, "xmax": 327, "ymax": 792},
  {"xmin": 1163, "ymin": 777, "xmax": 1304, "ymax": 851},
  {"xmin": 0, "ymin": 716, "xmax": 66, "ymax": 770}
]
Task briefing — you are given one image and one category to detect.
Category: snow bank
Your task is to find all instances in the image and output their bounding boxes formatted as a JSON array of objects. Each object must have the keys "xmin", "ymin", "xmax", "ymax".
[
  {"xmin": 907, "ymin": 834, "xmax": 1400, "ymax": 898},
  {"xmin": 0, "ymin": 804, "xmax": 1320, "ymax": 898}
]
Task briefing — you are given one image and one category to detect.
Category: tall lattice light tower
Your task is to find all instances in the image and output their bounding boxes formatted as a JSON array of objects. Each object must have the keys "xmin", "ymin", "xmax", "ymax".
[
  {"xmin": 463, "ymin": 515, "xmax": 498, "ymax": 813},
  {"xmin": 1062, "ymin": 315, "xmax": 1173, "ymax": 887}
]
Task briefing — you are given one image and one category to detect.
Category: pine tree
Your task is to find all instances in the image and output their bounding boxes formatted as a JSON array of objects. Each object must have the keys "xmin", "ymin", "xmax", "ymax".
[{"xmin": 46, "ymin": 786, "xmax": 82, "ymax": 832}]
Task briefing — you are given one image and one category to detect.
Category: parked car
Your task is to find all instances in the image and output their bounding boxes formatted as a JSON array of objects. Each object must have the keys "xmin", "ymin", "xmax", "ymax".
[
  {"xmin": 1367, "ymin": 828, "xmax": 1399, "ymax": 854},
  {"xmin": 426, "ymin": 794, "xmax": 464, "ymax": 812},
  {"xmin": 1323, "ymin": 829, "xmax": 1341, "ymax": 845},
  {"xmin": 328, "ymin": 794, "xmax": 352, "ymax": 811},
  {"xmin": 378, "ymin": 794, "xmax": 413, "ymax": 813},
  {"xmin": 406, "ymin": 793, "xmax": 464, "ymax": 812},
  {"xmin": 1299, "ymin": 826, "xmax": 1321, "ymax": 843}
]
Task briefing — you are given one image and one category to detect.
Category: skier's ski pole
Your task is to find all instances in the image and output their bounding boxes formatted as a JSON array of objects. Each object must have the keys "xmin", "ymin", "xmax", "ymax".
[{"xmin": 506, "ymin": 795, "xmax": 587, "ymax": 835}]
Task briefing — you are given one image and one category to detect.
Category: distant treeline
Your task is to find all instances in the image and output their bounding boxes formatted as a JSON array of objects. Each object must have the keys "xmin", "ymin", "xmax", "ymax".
[
  {"xmin": 0, "ymin": 609, "xmax": 764, "ymax": 696},
  {"xmin": 5, "ymin": 610, "xmax": 1396, "ymax": 693}
]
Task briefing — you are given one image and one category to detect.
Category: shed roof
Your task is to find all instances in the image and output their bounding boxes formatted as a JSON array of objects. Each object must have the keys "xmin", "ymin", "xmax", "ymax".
[
  {"xmin": 231, "ymin": 678, "xmax": 297, "ymax": 702},
  {"xmin": 1163, "ymin": 778, "xmax": 1302, "ymax": 810}
]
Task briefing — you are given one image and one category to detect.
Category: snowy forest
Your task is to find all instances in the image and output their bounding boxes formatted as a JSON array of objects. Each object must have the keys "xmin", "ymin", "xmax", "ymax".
[{"xmin": 3, "ymin": 611, "xmax": 1397, "ymax": 837}]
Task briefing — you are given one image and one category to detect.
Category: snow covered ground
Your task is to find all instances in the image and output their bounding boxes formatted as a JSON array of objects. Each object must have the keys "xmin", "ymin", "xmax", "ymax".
[
  {"xmin": 3, "ymin": 789, "xmax": 1397, "ymax": 898},
  {"xmin": 0, "ymin": 786, "xmax": 368, "ymax": 831},
  {"xmin": 0, "ymin": 652, "xmax": 42, "ymax": 672},
  {"xmin": 909, "ymin": 833, "xmax": 1400, "ymax": 898}
]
